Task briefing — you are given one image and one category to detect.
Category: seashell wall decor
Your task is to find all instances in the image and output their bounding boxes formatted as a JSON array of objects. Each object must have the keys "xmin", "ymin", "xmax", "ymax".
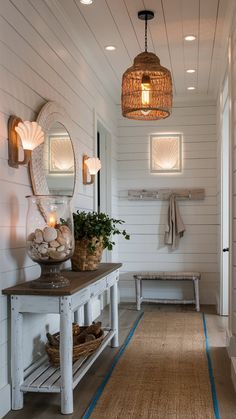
[{"xmin": 150, "ymin": 133, "xmax": 182, "ymax": 173}]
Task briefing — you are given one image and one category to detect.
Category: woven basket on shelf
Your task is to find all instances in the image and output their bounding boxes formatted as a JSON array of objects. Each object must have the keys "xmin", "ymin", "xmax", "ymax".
[
  {"xmin": 71, "ymin": 237, "xmax": 103, "ymax": 271},
  {"xmin": 45, "ymin": 326, "xmax": 104, "ymax": 366}
]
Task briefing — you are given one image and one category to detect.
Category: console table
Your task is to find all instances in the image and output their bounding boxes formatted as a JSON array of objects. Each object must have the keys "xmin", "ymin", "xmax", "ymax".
[{"xmin": 2, "ymin": 263, "xmax": 121, "ymax": 415}]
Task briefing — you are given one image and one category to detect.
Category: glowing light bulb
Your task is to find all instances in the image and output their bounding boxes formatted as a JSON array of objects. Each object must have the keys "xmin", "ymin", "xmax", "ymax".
[{"xmin": 141, "ymin": 74, "xmax": 151, "ymax": 116}]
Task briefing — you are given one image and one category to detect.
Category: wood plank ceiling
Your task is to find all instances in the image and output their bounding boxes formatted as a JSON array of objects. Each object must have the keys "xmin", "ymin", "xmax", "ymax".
[{"xmin": 59, "ymin": 0, "xmax": 235, "ymax": 104}]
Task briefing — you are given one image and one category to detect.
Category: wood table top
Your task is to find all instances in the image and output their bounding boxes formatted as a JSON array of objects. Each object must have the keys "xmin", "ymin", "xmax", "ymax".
[{"xmin": 2, "ymin": 263, "xmax": 122, "ymax": 296}]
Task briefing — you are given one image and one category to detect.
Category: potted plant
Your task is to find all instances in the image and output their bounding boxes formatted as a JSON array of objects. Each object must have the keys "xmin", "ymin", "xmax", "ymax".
[{"xmin": 71, "ymin": 211, "xmax": 130, "ymax": 271}]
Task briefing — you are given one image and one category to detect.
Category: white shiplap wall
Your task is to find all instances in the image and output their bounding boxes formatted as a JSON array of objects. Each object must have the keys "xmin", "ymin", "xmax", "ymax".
[
  {"xmin": 0, "ymin": 1, "xmax": 118, "ymax": 416},
  {"xmin": 117, "ymin": 100, "xmax": 218, "ymax": 305}
]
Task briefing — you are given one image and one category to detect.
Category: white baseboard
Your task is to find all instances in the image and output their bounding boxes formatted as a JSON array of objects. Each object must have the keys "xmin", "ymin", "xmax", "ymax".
[
  {"xmin": 0, "ymin": 384, "xmax": 11, "ymax": 418},
  {"xmin": 226, "ymin": 328, "xmax": 231, "ymax": 357},
  {"xmin": 231, "ymin": 357, "xmax": 236, "ymax": 392},
  {"xmin": 226, "ymin": 330, "xmax": 236, "ymax": 357},
  {"xmin": 215, "ymin": 292, "xmax": 220, "ymax": 315}
]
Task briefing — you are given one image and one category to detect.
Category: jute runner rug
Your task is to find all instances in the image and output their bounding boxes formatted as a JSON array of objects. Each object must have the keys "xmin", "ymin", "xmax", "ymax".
[{"xmin": 86, "ymin": 312, "xmax": 219, "ymax": 419}]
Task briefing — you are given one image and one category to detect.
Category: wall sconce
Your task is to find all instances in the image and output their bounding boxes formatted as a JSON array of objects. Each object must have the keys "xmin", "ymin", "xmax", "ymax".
[
  {"xmin": 83, "ymin": 155, "xmax": 101, "ymax": 185},
  {"xmin": 8, "ymin": 116, "xmax": 44, "ymax": 168}
]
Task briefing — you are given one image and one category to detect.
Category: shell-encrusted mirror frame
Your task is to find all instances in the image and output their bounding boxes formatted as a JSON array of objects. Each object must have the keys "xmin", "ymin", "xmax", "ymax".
[{"xmin": 30, "ymin": 101, "xmax": 78, "ymax": 206}]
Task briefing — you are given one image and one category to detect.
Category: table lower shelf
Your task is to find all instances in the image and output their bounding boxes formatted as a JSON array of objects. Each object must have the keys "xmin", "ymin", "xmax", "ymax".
[{"xmin": 21, "ymin": 329, "xmax": 115, "ymax": 394}]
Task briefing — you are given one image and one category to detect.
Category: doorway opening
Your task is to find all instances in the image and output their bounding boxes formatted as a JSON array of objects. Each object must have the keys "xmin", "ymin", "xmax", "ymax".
[
  {"xmin": 96, "ymin": 119, "xmax": 112, "ymax": 310},
  {"xmin": 96, "ymin": 119, "xmax": 112, "ymax": 260}
]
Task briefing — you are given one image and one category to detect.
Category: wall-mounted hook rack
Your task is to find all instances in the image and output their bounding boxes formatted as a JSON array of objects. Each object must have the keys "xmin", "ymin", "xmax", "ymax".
[{"xmin": 127, "ymin": 188, "xmax": 205, "ymax": 201}]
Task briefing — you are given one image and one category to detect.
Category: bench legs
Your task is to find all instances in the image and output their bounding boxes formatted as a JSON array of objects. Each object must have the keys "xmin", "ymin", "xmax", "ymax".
[
  {"xmin": 135, "ymin": 277, "xmax": 200, "ymax": 312},
  {"xmin": 135, "ymin": 278, "xmax": 142, "ymax": 310},
  {"xmin": 193, "ymin": 278, "xmax": 200, "ymax": 312}
]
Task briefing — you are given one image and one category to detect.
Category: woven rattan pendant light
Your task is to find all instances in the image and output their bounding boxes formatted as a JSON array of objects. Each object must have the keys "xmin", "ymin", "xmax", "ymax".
[{"xmin": 121, "ymin": 10, "xmax": 173, "ymax": 120}]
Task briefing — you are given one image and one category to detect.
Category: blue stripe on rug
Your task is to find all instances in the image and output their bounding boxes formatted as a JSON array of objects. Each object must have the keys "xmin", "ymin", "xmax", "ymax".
[
  {"xmin": 202, "ymin": 313, "xmax": 221, "ymax": 419},
  {"xmin": 82, "ymin": 311, "xmax": 144, "ymax": 419}
]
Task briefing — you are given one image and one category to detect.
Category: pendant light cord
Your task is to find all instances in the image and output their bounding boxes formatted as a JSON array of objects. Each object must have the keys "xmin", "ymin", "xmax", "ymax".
[{"xmin": 145, "ymin": 15, "xmax": 147, "ymax": 52}]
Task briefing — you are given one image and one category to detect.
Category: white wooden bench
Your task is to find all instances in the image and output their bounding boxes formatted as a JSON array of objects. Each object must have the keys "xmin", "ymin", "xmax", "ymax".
[{"xmin": 133, "ymin": 271, "xmax": 200, "ymax": 312}]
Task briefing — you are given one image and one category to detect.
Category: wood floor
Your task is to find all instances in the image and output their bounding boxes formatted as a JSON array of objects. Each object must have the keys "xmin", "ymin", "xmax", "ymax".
[{"xmin": 4, "ymin": 304, "xmax": 236, "ymax": 419}]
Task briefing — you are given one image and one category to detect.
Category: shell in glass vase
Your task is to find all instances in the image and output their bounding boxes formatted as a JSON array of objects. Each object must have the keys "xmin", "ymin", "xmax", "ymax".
[
  {"xmin": 15, "ymin": 121, "xmax": 44, "ymax": 151},
  {"xmin": 26, "ymin": 195, "xmax": 74, "ymax": 289}
]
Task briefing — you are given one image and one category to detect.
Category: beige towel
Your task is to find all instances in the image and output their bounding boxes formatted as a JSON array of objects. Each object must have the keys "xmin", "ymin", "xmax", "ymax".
[{"xmin": 164, "ymin": 194, "xmax": 185, "ymax": 249}]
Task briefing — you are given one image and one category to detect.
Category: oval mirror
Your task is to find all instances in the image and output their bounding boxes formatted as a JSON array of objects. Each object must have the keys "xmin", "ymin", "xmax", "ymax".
[
  {"xmin": 43, "ymin": 122, "xmax": 75, "ymax": 196},
  {"xmin": 30, "ymin": 102, "xmax": 77, "ymax": 199}
]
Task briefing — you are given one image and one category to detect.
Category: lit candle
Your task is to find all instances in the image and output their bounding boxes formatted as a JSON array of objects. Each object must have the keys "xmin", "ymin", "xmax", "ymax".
[{"xmin": 47, "ymin": 211, "xmax": 57, "ymax": 228}]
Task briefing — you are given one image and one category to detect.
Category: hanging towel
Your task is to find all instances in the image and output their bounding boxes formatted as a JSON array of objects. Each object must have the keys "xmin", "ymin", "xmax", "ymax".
[{"xmin": 164, "ymin": 194, "xmax": 185, "ymax": 249}]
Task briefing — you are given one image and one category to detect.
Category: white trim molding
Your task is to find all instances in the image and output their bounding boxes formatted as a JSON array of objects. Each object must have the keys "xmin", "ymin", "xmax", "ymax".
[
  {"xmin": 226, "ymin": 329, "xmax": 236, "ymax": 357},
  {"xmin": 231, "ymin": 357, "xmax": 236, "ymax": 392},
  {"xmin": 0, "ymin": 384, "xmax": 11, "ymax": 418}
]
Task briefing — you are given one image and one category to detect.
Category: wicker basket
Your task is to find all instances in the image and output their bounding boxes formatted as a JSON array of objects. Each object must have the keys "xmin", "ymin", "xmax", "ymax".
[
  {"xmin": 45, "ymin": 326, "xmax": 104, "ymax": 366},
  {"xmin": 71, "ymin": 237, "xmax": 103, "ymax": 271}
]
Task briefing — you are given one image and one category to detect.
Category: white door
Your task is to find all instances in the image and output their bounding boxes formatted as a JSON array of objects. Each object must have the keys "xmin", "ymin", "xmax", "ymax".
[{"xmin": 220, "ymin": 76, "xmax": 230, "ymax": 316}]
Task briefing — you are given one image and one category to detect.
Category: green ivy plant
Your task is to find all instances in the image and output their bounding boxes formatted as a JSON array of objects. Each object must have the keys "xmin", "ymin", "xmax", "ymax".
[{"xmin": 73, "ymin": 211, "xmax": 130, "ymax": 253}]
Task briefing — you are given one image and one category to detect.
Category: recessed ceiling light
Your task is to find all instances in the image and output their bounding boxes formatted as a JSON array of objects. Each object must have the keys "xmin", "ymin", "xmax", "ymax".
[
  {"xmin": 80, "ymin": 0, "xmax": 93, "ymax": 4},
  {"xmin": 105, "ymin": 45, "xmax": 116, "ymax": 51},
  {"xmin": 186, "ymin": 69, "xmax": 196, "ymax": 73},
  {"xmin": 184, "ymin": 35, "xmax": 196, "ymax": 41},
  {"xmin": 187, "ymin": 86, "xmax": 196, "ymax": 90}
]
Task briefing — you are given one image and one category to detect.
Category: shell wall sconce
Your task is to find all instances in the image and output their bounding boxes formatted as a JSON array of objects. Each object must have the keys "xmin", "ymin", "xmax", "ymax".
[
  {"xmin": 8, "ymin": 116, "xmax": 44, "ymax": 168},
  {"xmin": 83, "ymin": 155, "xmax": 101, "ymax": 185}
]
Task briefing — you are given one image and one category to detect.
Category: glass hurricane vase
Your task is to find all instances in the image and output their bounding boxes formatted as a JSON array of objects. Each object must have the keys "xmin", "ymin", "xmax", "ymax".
[{"xmin": 26, "ymin": 195, "xmax": 74, "ymax": 288}]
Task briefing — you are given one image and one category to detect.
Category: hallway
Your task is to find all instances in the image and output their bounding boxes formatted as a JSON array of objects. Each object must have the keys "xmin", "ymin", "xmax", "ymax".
[{"xmin": 4, "ymin": 304, "xmax": 236, "ymax": 419}]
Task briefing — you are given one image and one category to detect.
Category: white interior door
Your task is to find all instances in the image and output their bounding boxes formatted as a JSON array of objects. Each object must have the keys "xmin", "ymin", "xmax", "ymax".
[{"xmin": 220, "ymin": 76, "xmax": 230, "ymax": 316}]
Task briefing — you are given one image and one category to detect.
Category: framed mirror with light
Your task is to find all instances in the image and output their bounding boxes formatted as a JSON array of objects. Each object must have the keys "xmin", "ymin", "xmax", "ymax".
[{"xmin": 150, "ymin": 134, "xmax": 182, "ymax": 173}]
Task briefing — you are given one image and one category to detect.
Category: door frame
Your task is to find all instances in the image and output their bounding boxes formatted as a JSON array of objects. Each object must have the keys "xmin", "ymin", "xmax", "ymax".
[
  {"xmin": 219, "ymin": 51, "xmax": 233, "ymax": 316},
  {"xmin": 93, "ymin": 109, "xmax": 112, "ymax": 259}
]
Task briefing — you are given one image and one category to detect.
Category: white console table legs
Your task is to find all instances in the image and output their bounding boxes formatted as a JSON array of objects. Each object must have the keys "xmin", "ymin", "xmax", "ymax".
[
  {"xmin": 110, "ymin": 281, "xmax": 119, "ymax": 347},
  {"xmin": 5, "ymin": 264, "xmax": 121, "ymax": 415},
  {"xmin": 60, "ymin": 297, "xmax": 73, "ymax": 414},
  {"xmin": 84, "ymin": 300, "xmax": 93, "ymax": 326},
  {"xmin": 11, "ymin": 296, "xmax": 23, "ymax": 410}
]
